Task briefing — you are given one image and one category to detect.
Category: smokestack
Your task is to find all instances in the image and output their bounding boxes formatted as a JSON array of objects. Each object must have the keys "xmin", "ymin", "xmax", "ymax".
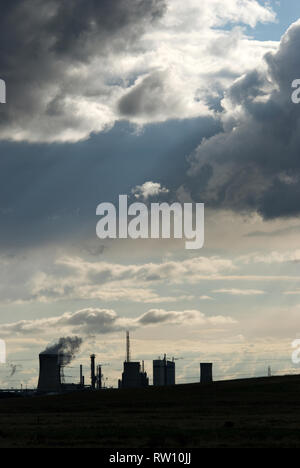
[
  {"xmin": 80, "ymin": 364, "xmax": 83, "ymax": 386},
  {"xmin": 97, "ymin": 364, "xmax": 102, "ymax": 390},
  {"xmin": 126, "ymin": 330, "xmax": 131, "ymax": 362},
  {"xmin": 90, "ymin": 354, "xmax": 96, "ymax": 389}
]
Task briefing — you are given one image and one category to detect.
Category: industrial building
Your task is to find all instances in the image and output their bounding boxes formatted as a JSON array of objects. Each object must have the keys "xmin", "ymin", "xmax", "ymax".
[
  {"xmin": 35, "ymin": 333, "xmax": 213, "ymax": 395},
  {"xmin": 37, "ymin": 353, "xmax": 62, "ymax": 393},
  {"xmin": 37, "ymin": 351, "xmax": 105, "ymax": 393},
  {"xmin": 37, "ymin": 352, "xmax": 86, "ymax": 394},
  {"xmin": 153, "ymin": 354, "xmax": 175, "ymax": 386},
  {"xmin": 118, "ymin": 331, "xmax": 149, "ymax": 389},
  {"xmin": 200, "ymin": 363, "xmax": 213, "ymax": 383},
  {"xmin": 90, "ymin": 355, "xmax": 105, "ymax": 389}
]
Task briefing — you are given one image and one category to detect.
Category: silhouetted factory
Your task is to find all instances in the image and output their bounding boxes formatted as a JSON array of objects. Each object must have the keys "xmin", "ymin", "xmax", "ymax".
[
  {"xmin": 37, "ymin": 353, "xmax": 62, "ymax": 393},
  {"xmin": 200, "ymin": 363, "xmax": 213, "ymax": 384},
  {"xmin": 35, "ymin": 331, "xmax": 213, "ymax": 394},
  {"xmin": 37, "ymin": 351, "xmax": 104, "ymax": 394},
  {"xmin": 118, "ymin": 332, "xmax": 148, "ymax": 388},
  {"xmin": 153, "ymin": 355, "xmax": 175, "ymax": 386}
]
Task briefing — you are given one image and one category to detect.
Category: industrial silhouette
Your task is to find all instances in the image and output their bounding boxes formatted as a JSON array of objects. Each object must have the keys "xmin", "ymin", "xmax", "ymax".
[
  {"xmin": 153, "ymin": 354, "xmax": 175, "ymax": 386},
  {"xmin": 200, "ymin": 363, "xmax": 213, "ymax": 384},
  {"xmin": 37, "ymin": 353, "xmax": 62, "ymax": 393},
  {"xmin": 27, "ymin": 331, "xmax": 215, "ymax": 394},
  {"xmin": 118, "ymin": 331, "xmax": 149, "ymax": 388}
]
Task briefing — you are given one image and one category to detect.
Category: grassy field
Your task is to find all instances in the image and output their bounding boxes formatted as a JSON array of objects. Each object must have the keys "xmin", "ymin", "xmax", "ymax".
[{"xmin": 0, "ymin": 375, "xmax": 300, "ymax": 447}]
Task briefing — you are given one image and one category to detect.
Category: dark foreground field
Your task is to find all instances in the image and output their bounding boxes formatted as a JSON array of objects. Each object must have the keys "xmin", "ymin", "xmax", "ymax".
[{"xmin": 1, "ymin": 375, "xmax": 300, "ymax": 448}]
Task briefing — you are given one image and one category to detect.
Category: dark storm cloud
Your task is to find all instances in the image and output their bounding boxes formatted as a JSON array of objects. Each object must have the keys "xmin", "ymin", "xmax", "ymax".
[
  {"xmin": 186, "ymin": 20, "xmax": 300, "ymax": 219},
  {"xmin": 0, "ymin": 0, "xmax": 166, "ymax": 142},
  {"xmin": 118, "ymin": 71, "xmax": 167, "ymax": 118},
  {"xmin": 46, "ymin": 0, "xmax": 165, "ymax": 58},
  {"xmin": 0, "ymin": 118, "xmax": 219, "ymax": 250}
]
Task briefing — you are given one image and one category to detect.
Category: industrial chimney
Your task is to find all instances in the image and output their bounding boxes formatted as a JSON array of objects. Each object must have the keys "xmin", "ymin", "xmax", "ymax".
[
  {"xmin": 80, "ymin": 364, "xmax": 85, "ymax": 387},
  {"xmin": 118, "ymin": 331, "xmax": 149, "ymax": 389},
  {"xmin": 37, "ymin": 353, "xmax": 62, "ymax": 393},
  {"xmin": 97, "ymin": 364, "xmax": 102, "ymax": 390},
  {"xmin": 126, "ymin": 330, "xmax": 131, "ymax": 362},
  {"xmin": 90, "ymin": 354, "xmax": 96, "ymax": 389}
]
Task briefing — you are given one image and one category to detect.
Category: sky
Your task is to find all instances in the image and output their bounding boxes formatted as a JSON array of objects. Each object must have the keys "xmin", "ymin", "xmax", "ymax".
[{"xmin": 2, "ymin": 0, "xmax": 300, "ymax": 388}]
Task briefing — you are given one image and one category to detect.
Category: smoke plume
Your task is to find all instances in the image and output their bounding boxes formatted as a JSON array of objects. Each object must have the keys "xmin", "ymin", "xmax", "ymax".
[
  {"xmin": 41, "ymin": 336, "xmax": 82, "ymax": 365},
  {"xmin": 8, "ymin": 363, "xmax": 18, "ymax": 377}
]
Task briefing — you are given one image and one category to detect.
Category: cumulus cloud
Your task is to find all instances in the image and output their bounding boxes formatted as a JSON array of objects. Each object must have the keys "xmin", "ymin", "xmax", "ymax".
[
  {"xmin": 28, "ymin": 271, "xmax": 185, "ymax": 304},
  {"xmin": 0, "ymin": 0, "xmax": 166, "ymax": 142},
  {"xmin": 131, "ymin": 181, "xmax": 169, "ymax": 200},
  {"xmin": 186, "ymin": 19, "xmax": 300, "ymax": 219},
  {"xmin": 0, "ymin": 307, "xmax": 236, "ymax": 336},
  {"xmin": 3, "ymin": 250, "xmax": 300, "ymax": 306},
  {"xmin": 239, "ymin": 250, "xmax": 300, "ymax": 264},
  {"xmin": 0, "ymin": 0, "xmax": 276, "ymax": 142},
  {"xmin": 21, "ymin": 255, "xmax": 235, "ymax": 304},
  {"xmin": 57, "ymin": 254, "xmax": 235, "ymax": 280},
  {"xmin": 138, "ymin": 308, "xmax": 236, "ymax": 326},
  {"xmin": 200, "ymin": 295, "xmax": 213, "ymax": 300},
  {"xmin": 213, "ymin": 288, "xmax": 265, "ymax": 296}
]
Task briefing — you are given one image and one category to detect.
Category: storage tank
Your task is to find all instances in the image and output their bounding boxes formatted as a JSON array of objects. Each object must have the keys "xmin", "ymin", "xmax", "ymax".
[
  {"xmin": 200, "ymin": 363, "xmax": 213, "ymax": 383},
  {"xmin": 153, "ymin": 356, "xmax": 175, "ymax": 386}
]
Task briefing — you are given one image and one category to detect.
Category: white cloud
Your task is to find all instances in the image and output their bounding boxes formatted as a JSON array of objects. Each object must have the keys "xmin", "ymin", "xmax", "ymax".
[
  {"xmin": 116, "ymin": 0, "xmax": 277, "ymax": 127},
  {"xmin": 0, "ymin": 307, "xmax": 236, "ymax": 337},
  {"xmin": 4, "ymin": 250, "xmax": 300, "ymax": 306},
  {"xmin": 57, "ymin": 254, "xmax": 235, "ymax": 280},
  {"xmin": 213, "ymin": 288, "xmax": 265, "ymax": 295},
  {"xmin": 24, "ymin": 255, "xmax": 235, "ymax": 303},
  {"xmin": 0, "ymin": 0, "xmax": 277, "ymax": 142},
  {"xmin": 131, "ymin": 181, "xmax": 169, "ymax": 200},
  {"xmin": 186, "ymin": 19, "xmax": 300, "ymax": 220},
  {"xmin": 239, "ymin": 250, "xmax": 300, "ymax": 264}
]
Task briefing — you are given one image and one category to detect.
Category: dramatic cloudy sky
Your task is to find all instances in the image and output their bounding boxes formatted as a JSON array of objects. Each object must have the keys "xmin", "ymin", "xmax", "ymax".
[{"xmin": 2, "ymin": 0, "xmax": 300, "ymax": 388}]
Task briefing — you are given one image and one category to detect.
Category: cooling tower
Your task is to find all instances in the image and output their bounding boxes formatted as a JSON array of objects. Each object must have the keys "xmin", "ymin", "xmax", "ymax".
[{"xmin": 37, "ymin": 353, "xmax": 62, "ymax": 393}]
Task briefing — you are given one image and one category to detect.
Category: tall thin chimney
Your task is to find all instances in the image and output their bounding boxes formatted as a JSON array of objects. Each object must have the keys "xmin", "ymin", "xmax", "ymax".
[
  {"xmin": 90, "ymin": 354, "xmax": 96, "ymax": 389},
  {"xmin": 126, "ymin": 331, "xmax": 131, "ymax": 362},
  {"xmin": 97, "ymin": 364, "xmax": 102, "ymax": 389},
  {"xmin": 80, "ymin": 364, "xmax": 83, "ymax": 386}
]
